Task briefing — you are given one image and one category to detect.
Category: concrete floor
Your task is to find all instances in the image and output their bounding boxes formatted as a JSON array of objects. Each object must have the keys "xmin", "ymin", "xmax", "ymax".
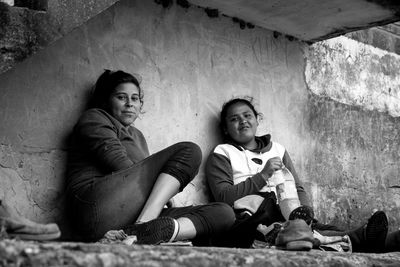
[{"xmin": 1, "ymin": 239, "xmax": 400, "ymax": 267}]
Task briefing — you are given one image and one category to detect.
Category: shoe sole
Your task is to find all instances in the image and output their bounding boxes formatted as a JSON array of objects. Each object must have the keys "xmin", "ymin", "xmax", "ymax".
[
  {"xmin": 286, "ymin": 240, "xmax": 313, "ymax": 251},
  {"xmin": 8, "ymin": 231, "xmax": 61, "ymax": 241}
]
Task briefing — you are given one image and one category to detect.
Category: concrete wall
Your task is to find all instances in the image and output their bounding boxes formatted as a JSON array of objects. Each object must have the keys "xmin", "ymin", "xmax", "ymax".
[
  {"xmin": 304, "ymin": 37, "xmax": 400, "ymax": 229},
  {"xmin": 0, "ymin": 0, "xmax": 400, "ymax": 237}
]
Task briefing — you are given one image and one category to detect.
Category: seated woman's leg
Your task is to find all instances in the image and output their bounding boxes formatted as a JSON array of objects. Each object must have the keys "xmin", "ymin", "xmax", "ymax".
[
  {"xmin": 70, "ymin": 142, "xmax": 201, "ymax": 241},
  {"xmin": 137, "ymin": 142, "xmax": 202, "ymax": 222},
  {"xmin": 211, "ymin": 193, "xmax": 285, "ymax": 248},
  {"xmin": 123, "ymin": 202, "xmax": 235, "ymax": 245},
  {"xmin": 161, "ymin": 202, "xmax": 236, "ymax": 241},
  {"xmin": 136, "ymin": 174, "xmax": 181, "ymax": 223}
]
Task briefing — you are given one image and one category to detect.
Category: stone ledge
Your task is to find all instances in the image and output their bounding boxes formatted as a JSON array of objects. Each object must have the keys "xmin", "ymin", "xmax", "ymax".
[{"xmin": 1, "ymin": 239, "xmax": 400, "ymax": 267}]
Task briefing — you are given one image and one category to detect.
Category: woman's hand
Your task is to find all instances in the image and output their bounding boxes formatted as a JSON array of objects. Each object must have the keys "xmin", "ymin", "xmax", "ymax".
[{"xmin": 260, "ymin": 156, "xmax": 282, "ymax": 179}]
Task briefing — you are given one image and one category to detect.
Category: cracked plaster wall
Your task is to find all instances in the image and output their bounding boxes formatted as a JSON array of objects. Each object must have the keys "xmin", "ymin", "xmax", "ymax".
[
  {"xmin": 0, "ymin": 0, "xmax": 400, "ymax": 237},
  {"xmin": 305, "ymin": 37, "xmax": 400, "ymax": 229}
]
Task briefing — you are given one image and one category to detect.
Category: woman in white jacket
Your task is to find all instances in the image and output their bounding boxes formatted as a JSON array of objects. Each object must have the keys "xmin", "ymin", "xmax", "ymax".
[{"xmin": 206, "ymin": 97, "xmax": 392, "ymax": 252}]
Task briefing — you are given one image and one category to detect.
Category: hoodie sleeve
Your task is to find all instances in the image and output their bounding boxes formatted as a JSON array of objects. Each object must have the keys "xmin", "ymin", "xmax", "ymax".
[
  {"xmin": 282, "ymin": 150, "xmax": 311, "ymax": 207},
  {"xmin": 205, "ymin": 151, "xmax": 267, "ymax": 206}
]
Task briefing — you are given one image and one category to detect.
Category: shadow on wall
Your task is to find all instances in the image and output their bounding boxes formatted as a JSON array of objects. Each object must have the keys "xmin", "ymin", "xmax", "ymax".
[
  {"xmin": 0, "ymin": 4, "xmax": 10, "ymax": 40},
  {"xmin": 170, "ymin": 112, "xmax": 224, "ymax": 207},
  {"xmin": 58, "ymin": 83, "xmax": 96, "ymax": 241}
]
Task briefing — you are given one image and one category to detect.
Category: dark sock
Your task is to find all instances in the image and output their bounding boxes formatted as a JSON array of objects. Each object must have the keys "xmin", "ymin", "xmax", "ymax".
[{"xmin": 289, "ymin": 206, "xmax": 314, "ymax": 225}]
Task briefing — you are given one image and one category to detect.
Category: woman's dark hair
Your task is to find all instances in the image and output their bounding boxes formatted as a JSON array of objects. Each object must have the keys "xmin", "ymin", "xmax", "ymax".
[
  {"xmin": 219, "ymin": 97, "xmax": 261, "ymax": 142},
  {"xmin": 89, "ymin": 69, "xmax": 144, "ymax": 111}
]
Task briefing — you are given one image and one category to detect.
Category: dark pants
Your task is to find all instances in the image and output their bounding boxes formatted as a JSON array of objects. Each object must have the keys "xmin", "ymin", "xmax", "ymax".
[
  {"xmin": 161, "ymin": 203, "xmax": 236, "ymax": 245},
  {"xmin": 212, "ymin": 192, "xmax": 285, "ymax": 248},
  {"xmin": 67, "ymin": 142, "xmax": 235, "ymax": 241}
]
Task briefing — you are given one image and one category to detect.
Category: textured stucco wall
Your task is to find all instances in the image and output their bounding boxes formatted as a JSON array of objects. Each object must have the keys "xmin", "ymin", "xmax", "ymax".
[
  {"xmin": 305, "ymin": 37, "xmax": 400, "ymax": 230},
  {"xmin": 1, "ymin": 0, "xmax": 400, "ymax": 238}
]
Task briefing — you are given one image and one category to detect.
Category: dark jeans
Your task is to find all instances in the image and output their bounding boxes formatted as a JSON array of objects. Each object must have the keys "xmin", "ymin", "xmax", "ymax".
[
  {"xmin": 67, "ymin": 142, "xmax": 234, "ymax": 241},
  {"xmin": 212, "ymin": 192, "xmax": 285, "ymax": 248},
  {"xmin": 161, "ymin": 203, "xmax": 236, "ymax": 245}
]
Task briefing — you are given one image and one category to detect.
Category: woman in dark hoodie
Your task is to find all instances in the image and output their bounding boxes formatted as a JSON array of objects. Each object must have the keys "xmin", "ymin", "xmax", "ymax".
[{"xmin": 66, "ymin": 69, "xmax": 235, "ymax": 244}]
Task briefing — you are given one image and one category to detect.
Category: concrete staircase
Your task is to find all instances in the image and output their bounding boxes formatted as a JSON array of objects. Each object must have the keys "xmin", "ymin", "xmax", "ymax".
[
  {"xmin": 346, "ymin": 22, "xmax": 400, "ymax": 55},
  {"xmin": 0, "ymin": 0, "xmax": 118, "ymax": 74}
]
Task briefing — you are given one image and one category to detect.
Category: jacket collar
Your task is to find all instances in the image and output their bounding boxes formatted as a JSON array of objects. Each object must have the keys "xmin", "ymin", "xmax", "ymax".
[{"xmin": 227, "ymin": 134, "xmax": 272, "ymax": 152}]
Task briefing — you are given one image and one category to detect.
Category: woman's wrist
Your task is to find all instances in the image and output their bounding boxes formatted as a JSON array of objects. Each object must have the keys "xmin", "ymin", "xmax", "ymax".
[{"xmin": 260, "ymin": 172, "xmax": 269, "ymax": 181}]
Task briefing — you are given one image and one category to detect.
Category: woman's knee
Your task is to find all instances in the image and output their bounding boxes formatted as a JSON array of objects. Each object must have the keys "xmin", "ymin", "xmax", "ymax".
[
  {"xmin": 176, "ymin": 141, "xmax": 202, "ymax": 167},
  {"xmin": 186, "ymin": 202, "xmax": 235, "ymax": 236},
  {"xmin": 209, "ymin": 202, "xmax": 236, "ymax": 230},
  {"xmin": 163, "ymin": 142, "xmax": 202, "ymax": 188}
]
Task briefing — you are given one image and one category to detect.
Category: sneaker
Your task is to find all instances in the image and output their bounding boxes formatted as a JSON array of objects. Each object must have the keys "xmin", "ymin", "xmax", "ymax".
[
  {"xmin": 348, "ymin": 210, "xmax": 388, "ymax": 253},
  {"xmin": 0, "ymin": 200, "xmax": 61, "ymax": 241},
  {"xmin": 275, "ymin": 219, "xmax": 314, "ymax": 251},
  {"xmin": 364, "ymin": 211, "xmax": 388, "ymax": 253},
  {"xmin": 134, "ymin": 217, "xmax": 179, "ymax": 245}
]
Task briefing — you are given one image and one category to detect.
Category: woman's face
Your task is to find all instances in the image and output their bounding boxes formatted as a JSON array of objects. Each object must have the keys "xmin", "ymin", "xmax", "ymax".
[
  {"xmin": 108, "ymin": 82, "xmax": 141, "ymax": 126},
  {"xmin": 224, "ymin": 102, "xmax": 258, "ymax": 146}
]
